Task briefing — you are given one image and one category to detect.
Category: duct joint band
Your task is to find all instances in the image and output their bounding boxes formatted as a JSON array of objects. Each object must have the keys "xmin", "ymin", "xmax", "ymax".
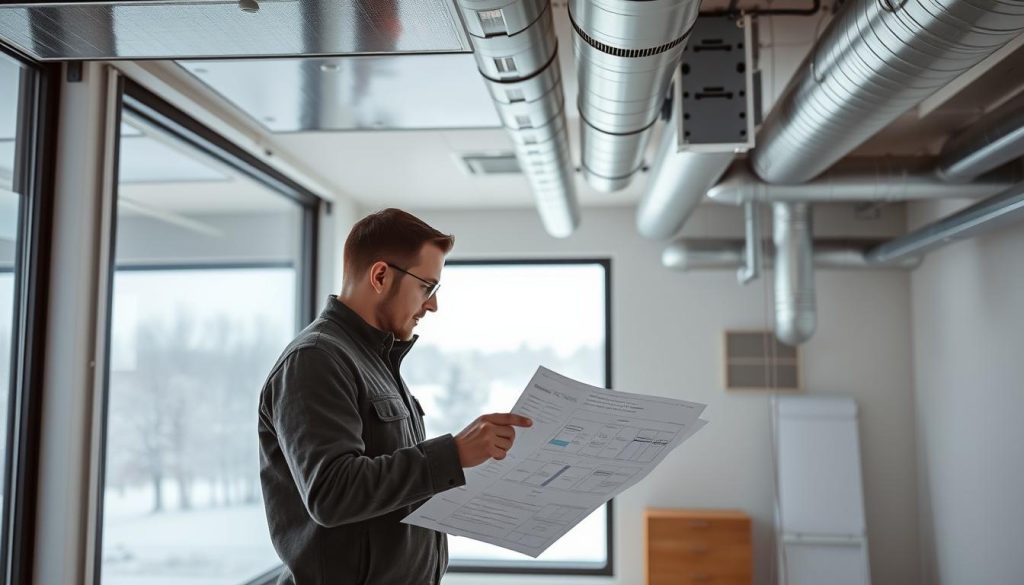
[{"xmin": 568, "ymin": 11, "xmax": 695, "ymax": 58}]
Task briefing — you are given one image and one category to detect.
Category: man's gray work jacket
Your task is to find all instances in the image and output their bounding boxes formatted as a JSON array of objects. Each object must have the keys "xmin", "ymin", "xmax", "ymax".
[{"xmin": 258, "ymin": 295, "xmax": 466, "ymax": 585}]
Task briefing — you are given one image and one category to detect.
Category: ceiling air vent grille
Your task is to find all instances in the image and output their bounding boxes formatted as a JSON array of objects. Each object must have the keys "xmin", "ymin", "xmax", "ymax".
[
  {"xmin": 723, "ymin": 331, "xmax": 800, "ymax": 391},
  {"xmin": 460, "ymin": 153, "xmax": 522, "ymax": 175}
]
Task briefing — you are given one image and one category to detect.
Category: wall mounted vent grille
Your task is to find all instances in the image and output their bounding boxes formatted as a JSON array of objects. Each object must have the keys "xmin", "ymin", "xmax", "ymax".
[{"xmin": 723, "ymin": 331, "xmax": 800, "ymax": 391}]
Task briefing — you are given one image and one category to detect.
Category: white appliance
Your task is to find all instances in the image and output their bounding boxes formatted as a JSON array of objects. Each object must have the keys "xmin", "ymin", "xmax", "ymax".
[{"xmin": 773, "ymin": 396, "xmax": 871, "ymax": 585}]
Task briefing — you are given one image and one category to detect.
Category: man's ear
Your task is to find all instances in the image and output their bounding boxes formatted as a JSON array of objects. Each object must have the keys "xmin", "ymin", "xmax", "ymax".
[{"xmin": 369, "ymin": 261, "xmax": 389, "ymax": 294}]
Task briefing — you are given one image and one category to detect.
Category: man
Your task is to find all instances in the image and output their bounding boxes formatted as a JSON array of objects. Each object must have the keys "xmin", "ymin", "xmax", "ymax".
[{"xmin": 258, "ymin": 208, "xmax": 532, "ymax": 585}]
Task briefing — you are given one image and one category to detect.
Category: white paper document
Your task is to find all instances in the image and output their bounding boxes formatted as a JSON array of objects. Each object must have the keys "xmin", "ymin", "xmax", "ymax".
[{"xmin": 402, "ymin": 366, "xmax": 708, "ymax": 557}]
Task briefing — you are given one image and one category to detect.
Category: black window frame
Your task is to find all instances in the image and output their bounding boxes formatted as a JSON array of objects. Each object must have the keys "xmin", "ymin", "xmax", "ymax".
[
  {"xmin": 0, "ymin": 44, "xmax": 60, "ymax": 585},
  {"xmin": 92, "ymin": 77, "xmax": 323, "ymax": 585},
  {"xmin": 439, "ymin": 258, "xmax": 615, "ymax": 577}
]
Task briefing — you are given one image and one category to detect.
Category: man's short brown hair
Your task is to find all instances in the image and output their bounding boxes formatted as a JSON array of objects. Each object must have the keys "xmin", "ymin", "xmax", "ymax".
[{"xmin": 343, "ymin": 208, "xmax": 455, "ymax": 280}]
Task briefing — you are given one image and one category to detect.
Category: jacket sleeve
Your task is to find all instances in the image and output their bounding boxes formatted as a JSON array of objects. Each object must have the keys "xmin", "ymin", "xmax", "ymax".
[{"xmin": 266, "ymin": 346, "xmax": 466, "ymax": 527}]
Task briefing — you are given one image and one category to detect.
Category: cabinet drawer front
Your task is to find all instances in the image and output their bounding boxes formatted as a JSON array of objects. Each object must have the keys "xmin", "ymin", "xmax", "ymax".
[
  {"xmin": 650, "ymin": 572, "xmax": 749, "ymax": 585},
  {"xmin": 648, "ymin": 516, "xmax": 751, "ymax": 544}
]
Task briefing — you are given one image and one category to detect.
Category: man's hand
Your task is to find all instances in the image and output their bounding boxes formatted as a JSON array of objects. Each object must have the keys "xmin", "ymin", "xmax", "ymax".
[{"xmin": 454, "ymin": 413, "xmax": 533, "ymax": 468}]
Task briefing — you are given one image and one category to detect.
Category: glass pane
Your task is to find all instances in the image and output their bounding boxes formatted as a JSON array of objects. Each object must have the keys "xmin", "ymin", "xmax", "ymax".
[
  {"xmin": 0, "ymin": 53, "xmax": 24, "ymax": 565},
  {"xmin": 403, "ymin": 263, "xmax": 609, "ymax": 568},
  {"xmin": 100, "ymin": 110, "xmax": 305, "ymax": 585}
]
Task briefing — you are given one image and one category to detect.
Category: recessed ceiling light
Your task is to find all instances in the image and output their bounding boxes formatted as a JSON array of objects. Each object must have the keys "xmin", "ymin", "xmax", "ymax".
[{"xmin": 320, "ymin": 63, "xmax": 340, "ymax": 72}]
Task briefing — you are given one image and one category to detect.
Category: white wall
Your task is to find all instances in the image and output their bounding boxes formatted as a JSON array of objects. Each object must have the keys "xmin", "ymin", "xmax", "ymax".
[
  {"xmin": 408, "ymin": 205, "xmax": 919, "ymax": 585},
  {"xmin": 910, "ymin": 200, "xmax": 1024, "ymax": 585}
]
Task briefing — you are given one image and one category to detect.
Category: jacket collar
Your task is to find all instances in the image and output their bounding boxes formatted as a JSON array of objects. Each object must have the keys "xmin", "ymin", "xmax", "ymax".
[{"xmin": 321, "ymin": 295, "xmax": 418, "ymax": 361}]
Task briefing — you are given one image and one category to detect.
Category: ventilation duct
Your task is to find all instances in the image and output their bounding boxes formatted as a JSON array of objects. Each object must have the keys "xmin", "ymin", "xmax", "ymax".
[
  {"xmin": 866, "ymin": 180, "xmax": 1024, "ymax": 264},
  {"xmin": 708, "ymin": 158, "xmax": 1022, "ymax": 205},
  {"xmin": 750, "ymin": 0, "xmax": 1024, "ymax": 185},
  {"xmin": 457, "ymin": 0, "xmax": 580, "ymax": 238},
  {"xmin": 938, "ymin": 92, "xmax": 1024, "ymax": 183},
  {"xmin": 662, "ymin": 239, "xmax": 922, "ymax": 270},
  {"xmin": 774, "ymin": 203, "xmax": 816, "ymax": 345},
  {"xmin": 636, "ymin": 121, "xmax": 736, "ymax": 238},
  {"xmin": 569, "ymin": 0, "xmax": 701, "ymax": 192}
]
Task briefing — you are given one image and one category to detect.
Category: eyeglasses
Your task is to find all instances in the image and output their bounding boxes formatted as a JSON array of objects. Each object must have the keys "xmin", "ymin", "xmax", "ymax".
[{"xmin": 386, "ymin": 263, "xmax": 441, "ymax": 300}]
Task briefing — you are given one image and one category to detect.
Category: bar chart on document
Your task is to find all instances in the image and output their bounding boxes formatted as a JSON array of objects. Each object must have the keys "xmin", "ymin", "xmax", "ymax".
[{"xmin": 403, "ymin": 366, "xmax": 709, "ymax": 557}]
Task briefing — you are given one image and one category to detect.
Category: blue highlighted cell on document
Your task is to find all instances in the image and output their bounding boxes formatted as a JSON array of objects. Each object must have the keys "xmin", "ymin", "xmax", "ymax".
[{"xmin": 548, "ymin": 439, "xmax": 570, "ymax": 447}]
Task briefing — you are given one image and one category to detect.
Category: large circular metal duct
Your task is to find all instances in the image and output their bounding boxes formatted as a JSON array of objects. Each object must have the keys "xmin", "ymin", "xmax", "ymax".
[
  {"xmin": 751, "ymin": 0, "xmax": 1024, "ymax": 185},
  {"xmin": 458, "ymin": 0, "xmax": 580, "ymax": 237},
  {"xmin": 569, "ymin": 0, "xmax": 701, "ymax": 192}
]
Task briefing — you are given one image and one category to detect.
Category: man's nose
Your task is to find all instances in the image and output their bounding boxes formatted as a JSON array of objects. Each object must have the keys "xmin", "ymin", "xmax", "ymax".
[{"xmin": 424, "ymin": 293, "xmax": 438, "ymax": 313}]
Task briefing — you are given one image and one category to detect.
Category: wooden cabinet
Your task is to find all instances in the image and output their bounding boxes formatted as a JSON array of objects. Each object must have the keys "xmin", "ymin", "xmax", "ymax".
[{"xmin": 645, "ymin": 509, "xmax": 752, "ymax": 585}]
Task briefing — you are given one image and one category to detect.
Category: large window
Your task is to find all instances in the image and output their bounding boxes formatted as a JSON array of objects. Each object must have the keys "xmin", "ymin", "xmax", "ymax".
[
  {"xmin": 0, "ymin": 49, "xmax": 56, "ymax": 585},
  {"xmin": 97, "ymin": 83, "xmax": 319, "ymax": 585},
  {"xmin": 403, "ymin": 260, "xmax": 613, "ymax": 574},
  {"xmin": 0, "ymin": 53, "xmax": 22, "ymax": 584},
  {"xmin": 0, "ymin": 53, "xmax": 22, "ymax": 552}
]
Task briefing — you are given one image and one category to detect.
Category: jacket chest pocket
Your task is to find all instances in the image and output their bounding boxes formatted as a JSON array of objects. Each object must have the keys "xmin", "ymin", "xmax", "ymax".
[
  {"xmin": 367, "ymin": 395, "xmax": 414, "ymax": 451},
  {"xmin": 371, "ymin": 395, "xmax": 410, "ymax": 422}
]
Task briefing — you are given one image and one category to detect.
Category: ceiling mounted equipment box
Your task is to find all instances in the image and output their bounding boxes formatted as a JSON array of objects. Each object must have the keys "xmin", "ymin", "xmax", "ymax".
[
  {"xmin": 0, "ymin": 0, "xmax": 471, "ymax": 60},
  {"xmin": 678, "ymin": 15, "xmax": 755, "ymax": 151}
]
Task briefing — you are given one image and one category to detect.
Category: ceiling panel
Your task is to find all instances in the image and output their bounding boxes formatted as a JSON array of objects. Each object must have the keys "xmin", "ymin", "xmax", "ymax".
[
  {"xmin": 0, "ymin": 0, "xmax": 469, "ymax": 60},
  {"xmin": 177, "ymin": 54, "xmax": 502, "ymax": 131}
]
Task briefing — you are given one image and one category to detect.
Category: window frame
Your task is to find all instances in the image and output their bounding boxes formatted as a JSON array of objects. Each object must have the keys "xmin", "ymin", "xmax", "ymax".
[
  {"xmin": 92, "ymin": 77, "xmax": 323, "ymax": 585},
  {"xmin": 440, "ymin": 258, "xmax": 616, "ymax": 578},
  {"xmin": 0, "ymin": 45, "xmax": 61, "ymax": 585}
]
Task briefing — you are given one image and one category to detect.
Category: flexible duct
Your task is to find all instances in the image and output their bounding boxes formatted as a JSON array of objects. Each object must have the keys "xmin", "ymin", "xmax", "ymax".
[
  {"xmin": 457, "ymin": 0, "xmax": 580, "ymax": 237},
  {"xmin": 750, "ymin": 0, "xmax": 1024, "ymax": 185},
  {"xmin": 662, "ymin": 239, "xmax": 922, "ymax": 270},
  {"xmin": 708, "ymin": 157, "xmax": 1022, "ymax": 204},
  {"xmin": 774, "ymin": 203, "xmax": 816, "ymax": 345},
  {"xmin": 569, "ymin": 0, "xmax": 701, "ymax": 192},
  {"xmin": 938, "ymin": 92, "xmax": 1024, "ymax": 183}
]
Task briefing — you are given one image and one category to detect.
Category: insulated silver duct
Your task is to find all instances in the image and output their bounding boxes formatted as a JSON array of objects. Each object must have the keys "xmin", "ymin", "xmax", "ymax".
[
  {"xmin": 636, "ymin": 120, "xmax": 735, "ymax": 238},
  {"xmin": 662, "ymin": 239, "xmax": 922, "ymax": 270},
  {"xmin": 458, "ymin": 0, "xmax": 580, "ymax": 238},
  {"xmin": 569, "ymin": 0, "xmax": 701, "ymax": 192},
  {"xmin": 774, "ymin": 203, "xmax": 816, "ymax": 345},
  {"xmin": 938, "ymin": 92, "xmax": 1024, "ymax": 183},
  {"xmin": 708, "ymin": 158, "xmax": 1022, "ymax": 205},
  {"xmin": 866, "ymin": 180, "xmax": 1024, "ymax": 263},
  {"xmin": 750, "ymin": 0, "xmax": 1024, "ymax": 185}
]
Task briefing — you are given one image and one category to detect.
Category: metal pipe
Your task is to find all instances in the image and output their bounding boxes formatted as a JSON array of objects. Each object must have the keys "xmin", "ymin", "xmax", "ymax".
[
  {"xmin": 708, "ymin": 157, "xmax": 1021, "ymax": 205},
  {"xmin": 750, "ymin": 0, "xmax": 1024, "ymax": 185},
  {"xmin": 662, "ymin": 239, "xmax": 922, "ymax": 270},
  {"xmin": 938, "ymin": 92, "xmax": 1024, "ymax": 183},
  {"xmin": 774, "ymin": 203, "xmax": 816, "ymax": 345},
  {"xmin": 866, "ymin": 181, "xmax": 1024, "ymax": 263},
  {"xmin": 569, "ymin": 0, "xmax": 701, "ymax": 191},
  {"xmin": 737, "ymin": 201, "xmax": 762, "ymax": 284}
]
